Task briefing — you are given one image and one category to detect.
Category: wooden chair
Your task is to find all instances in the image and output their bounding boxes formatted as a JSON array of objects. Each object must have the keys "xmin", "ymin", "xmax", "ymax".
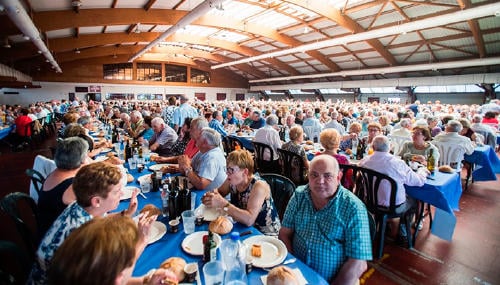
[
  {"xmin": 0, "ymin": 193, "xmax": 40, "ymax": 258},
  {"xmin": 356, "ymin": 166, "xmax": 416, "ymax": 259},
  {"xmin": 277, "ymin": 148, "xmax": 308, "ymax": 186},
  {"xmin": 252, "ymin": 142, "xmax": 280, "ymax": 174},
  {"xmin": 260, "ymin": 173, "xmax": 296, "ymax": 221}
]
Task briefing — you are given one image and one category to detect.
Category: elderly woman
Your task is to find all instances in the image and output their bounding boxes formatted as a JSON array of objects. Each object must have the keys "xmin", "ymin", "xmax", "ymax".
[
  {"xmin": 30, "ymin": 162, "xmax": 150, "ymax": 284},
  {"xmin": 281, "ymin": 125, "xmax": 309, "ymax": 182},
  {"xmin": 378, "ymin": 115, "xmax": 393, "ymax": 135},
  {"xmin": 138, "ymin": 115, "xmax": 154, "ymax": 141},
  {"xmin": 361, "ymin": 122, "xmax": 382, "ymax": 146},
  {"xmin": 202, "ymin": 149, "xmax": 281, "ymax": 236},
  {"xmin": 317, "ymin": 128, "xmax": 353, "ymax": 189},
  {"xmin": 398, "ymin": 126, "xmax": 439, "ymax": 166},
  {"xmin": 48, "ymin": 216, "xmax": 177, "ymax": 285},
  {"xmin": 37, "ymin": 137, "xmax": 88, "ymax": 237},
  {"xmin": 458, "ymin": 118, "xmax": 478, "ymax": 142},
  {"xmin": 339, "ymin": 122, "xmax": 362, "ymax": 152}
]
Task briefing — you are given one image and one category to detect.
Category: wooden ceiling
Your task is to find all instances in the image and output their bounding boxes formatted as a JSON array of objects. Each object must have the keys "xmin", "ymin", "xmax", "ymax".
[{"xmin": 0, "ymin": 0, "xmax": 499, "ymax": 88}]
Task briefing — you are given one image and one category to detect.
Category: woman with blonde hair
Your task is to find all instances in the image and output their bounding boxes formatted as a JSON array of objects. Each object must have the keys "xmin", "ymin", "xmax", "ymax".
[
  {"xmin": 339, "ymin": 122, "xmax": 362, "ymax": 152},
  {"xmin": 202, "ymin": 149, "xmax": 281, "ymax": 236},
  {"xmin": 281, "ymin": 125, "xmax": 309, "ymax": 171},
  {"xmin": 317, "ymin": 128, "xmax": 353, "ymax": 189},
  {"xmin": 48, "ymin": 215, "xmax": 177, "ymax": 285}
]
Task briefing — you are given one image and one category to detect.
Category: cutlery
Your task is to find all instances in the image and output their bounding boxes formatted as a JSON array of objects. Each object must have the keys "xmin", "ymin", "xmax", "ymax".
[
  {"xmin": 262, "ymin": 257, "xmax": 297, "ymax": 271},
  {"xmin": 138, "ymin": 192, "xmax": 147, "ymax": 199}
]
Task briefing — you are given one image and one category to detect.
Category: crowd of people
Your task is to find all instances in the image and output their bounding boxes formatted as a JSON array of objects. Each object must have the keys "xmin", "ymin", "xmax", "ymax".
[{"xmin": 4, "ymin": 95, "xmax": 499, "ymax": 285}]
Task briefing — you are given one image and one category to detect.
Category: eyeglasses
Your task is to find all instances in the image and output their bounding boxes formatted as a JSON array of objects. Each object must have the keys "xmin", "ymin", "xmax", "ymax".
[
  {"xmin": 226, "ymin": 166, "xmax": 241, "ymax": 175},
  {"xmin": 309, "ymin": 172, "xmax": 335, "ymax": 181},
  {"xmin": 368, "ymin": 128, "xmax": 380, "ymax": 133},
  {"xmin": 412, "ymin": 132, "xmax": 423, "ymax": 136}
]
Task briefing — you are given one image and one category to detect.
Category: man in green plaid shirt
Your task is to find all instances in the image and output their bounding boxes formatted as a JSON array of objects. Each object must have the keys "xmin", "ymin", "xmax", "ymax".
[{"xmin": 280, "ymin": 155, "xmax": 372, "ymax": 284}]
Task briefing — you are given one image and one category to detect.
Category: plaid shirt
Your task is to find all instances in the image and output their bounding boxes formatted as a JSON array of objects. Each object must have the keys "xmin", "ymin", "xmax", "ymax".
[{"xmin": 282, "ymin": 185, "xmax": 372, "ymax": 282}]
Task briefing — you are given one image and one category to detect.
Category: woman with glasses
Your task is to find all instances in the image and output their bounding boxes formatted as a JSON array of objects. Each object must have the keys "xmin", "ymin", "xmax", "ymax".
[
  {"xmin": 201, "ymin": 149, "xmax": 281, "ymax": 236},
  {"xmin": 398, "ymin": 126, "xmax": 439, "ymax": 166}
]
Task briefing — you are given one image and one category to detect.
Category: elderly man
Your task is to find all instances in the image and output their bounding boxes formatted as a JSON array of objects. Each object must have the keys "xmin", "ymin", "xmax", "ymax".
[
  {"xmin": 248, "ymin": 110, "xmax": 265, "ymax": 129},
  {"xmin": 390, "ymin": 118, "xmax": 412, "ymax": 138},
  {"xmin": 208, "ymin": 110, "xmax": 227, "ymax": 137},
  {"xmin": 149, "ymin": 117, "xmax": 178, "ymax": 156},
  {"xmin": 127, "ymin": 110, "xmax": 145, "ymax": 138},
  {"xmin": 279, "ymin": 155, "xmax": 372, "ymax": 284},
  {"xmin": 432, "ymin": 119, "xmax": 475, "ymax": 168},
  {"xmin": 324, "ymin": 111, "xmax": 346, "ymax": 135},
  {"xmin": 253, "ymin": 114, "xmax": 282, "ymax": 161},
  {"xmin": 178, "ymin": 127, "xmax": 227, "ymax": 191},
  {"xmin": 358, "ymin": 135, "xmax": 428, "ymax": 241},
  {"xmin": 172, "ymin": 94, "xmax": 198, "ymax": 132}
]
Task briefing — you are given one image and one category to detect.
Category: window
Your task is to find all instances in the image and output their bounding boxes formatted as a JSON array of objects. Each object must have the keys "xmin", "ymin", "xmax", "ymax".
[
  {"xmin": 216, "ymin": 93, "xmax": 226, "ymax": 100},
  {"xmin": 190, "ymin": 68, "xmax": 210, "ymax": 83},
  {"xmin": 136, "ymin": 63, "xmax": 162, "ymax": 81},
  {"xmin": 137, "ymin": 94, "xmax": 162, "ymax": 100},
  {"xmin": 103, "ymin": 63, "xmax": 133, "ymax": 80},
  {"xmin": 165, "ymin": 64, "xmax": 187, "ymax": 82},
  {"xmin": 106, "ymin": 93, "xmax": 134, "ymax": 100}
]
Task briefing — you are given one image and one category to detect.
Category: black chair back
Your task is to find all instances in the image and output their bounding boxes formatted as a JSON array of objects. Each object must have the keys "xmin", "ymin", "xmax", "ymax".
[
  {"xmin": 252, "ymin": 142, "xmax": 280, "ymax": 174},
  {"xmin": 277, "ymin": 148, "xmax": 308, "ymax": 185},
  {"xmin": 227, "ymin": 136, "xmax": 244, "ymax": 152},
  {"xmin": 0, "ymin": 193, "xmax": 40, "ymax": 258},
  {"xmin": 338, "ymin": 163, "xmax": 359, "ymax": 192},
  {"xmin": 356, "ymin": 166, "xmax": 414, "ymax": 258},
  {"xmin": 25, "ymin": 169, "xmax": 46, "ymax": 196},
  {"xmin": 260, "ymin": 173, "xmax": 296, "ymax": 221},
  {"xmin": 0, "ymin": 240, "xmax": 32, "ymax": 284}
]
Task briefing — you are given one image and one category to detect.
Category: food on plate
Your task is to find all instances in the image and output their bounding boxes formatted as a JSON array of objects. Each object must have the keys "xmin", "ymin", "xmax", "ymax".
[
  {"xmin": 267, "ymin": 266, "xmax": 299, "ymax": 285},
  {"xmin": 161, "ymin": 165, "xmax": 180, "ymax": 174},
  {"xmin": 305, "ymin": 140, "xmax": 314, "ymax": 145},
  {"xmin": 208, "ymin": 216, "xmax": 233, "ymax": 235},
  {"xmin": 251, "ymin": 244, "xmax": 262, "ymax": 257},
  {"xmin": 159, "ymin": 257, "xmax": 186, "ymax": 282},
  {"xmin": 345, "ymin": 148, "xmax": 352, "ymax": 155},
  {"xmin": 127, "ymin": 174, "xmax": 134, "ymax": 183},
  {"xmin": 303, "ymin": 145, "xmax": 314, "ymax": 151},
  {"xmin": 237, "ymin": 131, "xmax": 244, "ymax": 136},
  {"xmin": 438, "ymin": 165, "xmax": 454, "ymax": 173},
  {"xmin": 140, "ymin": 204, "xmax": 161, "ymax": 218}
]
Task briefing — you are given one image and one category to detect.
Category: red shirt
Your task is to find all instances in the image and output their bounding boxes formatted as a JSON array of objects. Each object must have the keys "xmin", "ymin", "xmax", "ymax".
[
  {"xmin": 15, "ymin": 115, "xmax": 32, "ymax": 137},
  {"xmin": 184, "ymin": 139, "xmax": 199, "ymax": 158}
]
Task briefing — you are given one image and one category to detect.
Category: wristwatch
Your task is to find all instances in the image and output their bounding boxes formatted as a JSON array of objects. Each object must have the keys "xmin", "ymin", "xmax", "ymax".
[
  {"xmin": 185, "ymin": 167, "xmax": 193, "ymax": 176},
  {"xmin": 223, "ymin": 202, "xmax": 231, "ymax": 212}
]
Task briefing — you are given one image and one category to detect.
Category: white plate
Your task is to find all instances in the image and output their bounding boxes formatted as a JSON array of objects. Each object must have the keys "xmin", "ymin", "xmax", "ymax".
[
  {"xmin": 149, "ymin": 163, "xmax": 179, "ymax": 172},
  {"xmin": 94, "ymin": 156, "xmax": 109, "ymax": 162},
  {"xmin": 181, "ymin": 231, "xmax": 222, "ymax": 256},
  {"xmin": 147, "ymin": 221, "xmax": 167, "ymax": 244},
  {"xmin": 137, "ymin": 174, "xmax": 152, "ymax": 184},
  {"xmin": 243, "ymin": 236, "xmax": 287, "ymax": 268},
  {"xmin": 100, "ymin": 147, "xmax": 112, "ymax": 153},
  {"xmin": 121, "ymin": 186, "xmax": 137, "ymax": 200},
  {"xmin": 195, "ymin": 204, "xmax": 221, "ymax": 222}
]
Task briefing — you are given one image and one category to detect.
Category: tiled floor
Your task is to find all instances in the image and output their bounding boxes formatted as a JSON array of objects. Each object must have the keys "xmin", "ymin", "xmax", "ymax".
[{"xmin": 1, "ymin": 133, "xmax": 499, "ymax": 285}]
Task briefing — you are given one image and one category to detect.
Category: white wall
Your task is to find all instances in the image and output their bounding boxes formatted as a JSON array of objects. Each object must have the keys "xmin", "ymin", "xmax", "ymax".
[{"xmin": 0, "ymin": 81, "xmax": 248, "ymax": 105}]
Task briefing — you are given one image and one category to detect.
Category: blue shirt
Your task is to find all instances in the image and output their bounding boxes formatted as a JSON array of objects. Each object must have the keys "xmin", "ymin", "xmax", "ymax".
[
  {"xmin": 172, "ymin": 103, "xmax": 198, "ymax": 128},
  {"xmin": 30, "ymin": 202, "xmax": 92, "ymax": 284},
  {"xmin": 209, "ymin": 119, "xmax": 227, "ymax": 137},
  {"xmin": 282, "ymin": 185, "xmax": 372, "ymax": 282},
  {"xmin": 249, "ymin": 117, "xmax": 265, "ymax": 129},
  {"xmin": 191, "ymin": 147, "xmax": 227, "ymax": 191}
]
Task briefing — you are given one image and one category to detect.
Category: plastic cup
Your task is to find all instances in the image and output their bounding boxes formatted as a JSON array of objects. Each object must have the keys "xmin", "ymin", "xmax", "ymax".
[
  {"xmin": 184, "ymin": 263, "xmax": 198, "ymax": 283},
  {"xmin": 181, "ymin": 210, "xmax": 195, "ymax": 234},
  {"xmin": 169, "ymin": 219, "xmax": 179, "ymax": 233},
  {"xmin": 140, "ymin": 180, "xmax": 150, "ymax": 193},
  {"xmin": 128, "ymin": 158, "xmax": 137, "ymax": 170},
  {"xmin": 203, "ymin": 261, "xmax": 224, "ymax": 285}
]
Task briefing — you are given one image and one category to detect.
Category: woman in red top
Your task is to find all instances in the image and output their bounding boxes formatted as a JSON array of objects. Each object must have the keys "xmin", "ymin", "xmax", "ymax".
[
  {"xmin": 11, "ymin": 108, "xmax": 33, "ymax": 149},
  {"xmin": 481, "ymin": 111, "xmax": 499, "ymax": 125}
]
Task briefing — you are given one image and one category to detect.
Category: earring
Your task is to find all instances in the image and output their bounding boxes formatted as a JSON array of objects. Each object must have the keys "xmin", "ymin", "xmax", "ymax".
[{"xmin": 96, "ymin": 204, "xmax": 100, "ymax": 208}]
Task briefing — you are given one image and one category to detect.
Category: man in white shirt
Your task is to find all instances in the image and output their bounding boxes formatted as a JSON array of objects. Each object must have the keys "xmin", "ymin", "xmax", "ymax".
[
  {"xmin": 390, "ymin": 118, "xmax": 412, "ymax": 138},
  {"xmin": 253, "ymin": 115, "xmax": 282, "ymax": 161},
  {"xmin": 432, "ymin": 120, "xmax": 475, "ymax": 169},
  {"xmin": 359, "ymin": 135, "xmax": 427, "ymax": 242},
  {"xmin": 323, "ymin": 111, "xmax": 346, "ymax": 135}
]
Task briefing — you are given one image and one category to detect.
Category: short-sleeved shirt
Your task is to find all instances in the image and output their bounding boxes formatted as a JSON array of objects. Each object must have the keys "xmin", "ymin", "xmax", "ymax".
[
  {"xmin": 172, "ymin": 103, "xmax": 198, "ymax": 128},
  {"xmin": 282, "ymin": 185, "xmax": 372, "ymax": 282},
  {"xmin": 191, "ymin": 147, "xmax": 227, "ymax": 191},
  {"xmin": 209, "ymin": 119, "xmax": 228, "ymax": 137},
  {"xmin": 30, "ymin": 202, "xmax": 92, "ymax": 284},
  {"xmin": 149, "ymin": 125, "xmax": 178, "ymax": 157}
]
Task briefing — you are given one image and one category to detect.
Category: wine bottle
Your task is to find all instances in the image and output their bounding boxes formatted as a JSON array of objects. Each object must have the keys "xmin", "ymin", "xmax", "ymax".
[{"xmin": 427, "ymin": 148, "xmax": 436, "ymax": 174}]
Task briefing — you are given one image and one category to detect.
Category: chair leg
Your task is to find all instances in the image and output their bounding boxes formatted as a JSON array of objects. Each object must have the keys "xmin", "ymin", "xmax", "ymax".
[
  {"xmin": 377, "ymin": 215, "xmax": 387, "ymax": 259},
  {"xmin": 405, "ymin": 212, "xmax": 413, "ymax": 249},
  {"xmin": 426, "ymin": 203, "xmax": 433, "ymax": 230},
  {"xmin": 413, "ymin": 201, "xmax": 425, "ymax": 243}
]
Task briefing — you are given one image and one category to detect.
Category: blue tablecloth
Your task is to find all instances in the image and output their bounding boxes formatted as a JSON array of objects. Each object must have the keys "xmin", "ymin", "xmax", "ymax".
[
  {"xmin": 464, "ymin": 145, "xmax": 500, "ymax": 181},
  {"xmin": 405, "ymin": 172, "xmax": 462, "ymax": 241},
  {"xmin": 117, "ymin": 162, "xmax": 328, "ymax": 285},
  {"xmin": 0, "ymin": 125, "xmax": 13, "ymax": 140}
]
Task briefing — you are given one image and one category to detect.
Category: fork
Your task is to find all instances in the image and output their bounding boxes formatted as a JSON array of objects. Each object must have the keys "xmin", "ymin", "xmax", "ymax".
[{"xmin": 262, "ymin": 257, "xmax": 297, "ymax": 271}]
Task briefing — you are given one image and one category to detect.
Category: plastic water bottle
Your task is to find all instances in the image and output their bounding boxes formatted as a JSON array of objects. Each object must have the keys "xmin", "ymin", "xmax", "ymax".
[
  {"xmin": 220, "ymin": 232, "xmax": 247, "ymax": 284},
  {"xmin": 161, "ymin": 184, "xmax": 169, "ymax": 218}
]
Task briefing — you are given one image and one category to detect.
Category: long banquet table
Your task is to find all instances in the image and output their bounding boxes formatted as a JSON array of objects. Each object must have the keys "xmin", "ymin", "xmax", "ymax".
[
  {"xmin": 405, "ymin": 171, "xmax": 462, "ymax": 241},
  {"xmin": 116, "ymin": 162, "xmax": 328, "ymax": 285},
  {"xmin": 0, "ymin": 125, "xmax": 13, "ymax": 141}
]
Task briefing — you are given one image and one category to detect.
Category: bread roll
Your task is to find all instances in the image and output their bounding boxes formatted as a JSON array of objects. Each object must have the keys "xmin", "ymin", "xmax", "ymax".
[
  {"xmin": 159, "ymin": 257, "xmax": 186, "ymax": 282},
  {"xmin": 267, "ymin": 266, "xmax": 299, "ymax": 285},
  {"xmin": 438, "ymin": 165, "xmax": 454, "ymax": 173},
  {"xmin": 140, "ymin": 204, "xmax": 161, "ymax": 218},
  {"xmin": 306, "ymin": 140, "xmax": 313, "ymax": 145},
  {"xmin": 127, "ymin": 174, "xmax": 134, "ymax": 183},
  {"xmin": 208, "ymin": 216, "xmax": 233, "ymax": 235}
]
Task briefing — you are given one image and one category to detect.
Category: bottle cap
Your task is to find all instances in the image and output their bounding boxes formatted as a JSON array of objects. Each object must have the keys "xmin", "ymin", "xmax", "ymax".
[{"xmin": 230, "ymin": 232, "xmax": 240, "ymax": 240}]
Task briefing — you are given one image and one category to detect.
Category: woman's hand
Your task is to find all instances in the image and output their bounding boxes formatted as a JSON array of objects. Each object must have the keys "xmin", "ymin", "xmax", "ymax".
[
  {"xmin": 137, "ymin": 212, "xmax": 157, "ymax": 244},
  {"xmin": 202, "ymin": 189, "xmax": 226, "ymax": 208},
  {"xmin": 125, "ymin": 188, "xmax": 139, "ymax": 216}
]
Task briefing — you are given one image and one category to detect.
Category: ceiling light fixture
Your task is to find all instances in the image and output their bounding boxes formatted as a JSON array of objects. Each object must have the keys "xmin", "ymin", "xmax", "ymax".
[
  {"xmin": 129, "ymin": 0, "xmax": 228, "ymax": 62},
  {"xmin": 303, "ymin": 26, "xmax": 309, "ymax": 34},
  {"xmin": 212, "ymin": 2, "xmax": 500, "ymax": 70}
]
